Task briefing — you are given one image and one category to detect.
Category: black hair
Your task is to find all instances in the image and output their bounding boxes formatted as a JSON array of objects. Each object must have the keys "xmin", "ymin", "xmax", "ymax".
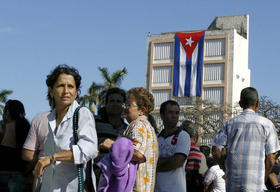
[
  {"xmin": 46, "ymin": 64, "xmax": 81, "ymax": 108},
  {"xmin": 199, "ymin": 145, "xmax": 211, "ymax": 158},
  {"xmin": 148, "ymin": 114, "xmax": 158, "ymax": 134},
  {"xmin": 160, "ymin": 100, "xmax": 180, "ymax": 115},
  {"xmin": 4, "ymin": 100, "xmax": 25, "ymax": 121},
  {"xmin": 4, "ymin": 100, "xmax": 30, "ymax": 149},
  {"xmin": 239, "ymin": 87, "xmax": 258, "ymax": 109},
  {"xmin": 206, "ymin": 157, "xmax": 218, "ymax": 168},
  {"xmin": 105, "ymin": 87, "xmax": 126, "ymax": 104}
]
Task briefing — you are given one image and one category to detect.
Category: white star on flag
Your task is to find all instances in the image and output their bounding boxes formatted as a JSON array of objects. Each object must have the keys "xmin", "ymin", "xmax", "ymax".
[{"xmin": 186, "ymin": 37, "xmax": 194, "ymax": 47}]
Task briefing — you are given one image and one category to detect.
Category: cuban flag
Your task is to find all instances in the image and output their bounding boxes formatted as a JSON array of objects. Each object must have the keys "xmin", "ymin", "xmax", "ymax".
[{"xmin": 173, "ymin": 31, "xmax": 205, "ymax": 97}]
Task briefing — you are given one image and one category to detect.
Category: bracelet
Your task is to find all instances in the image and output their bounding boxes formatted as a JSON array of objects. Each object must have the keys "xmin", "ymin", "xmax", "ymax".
[{"xmin": 274, "ymin": 183, "xmax": 280, "ymax": 189}]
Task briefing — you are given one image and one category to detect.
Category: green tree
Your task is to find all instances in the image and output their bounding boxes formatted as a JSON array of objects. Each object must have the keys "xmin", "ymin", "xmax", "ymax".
[
  {"xmin": 0, "ymin": 89, "xmax": 13, "ymax": 116},
  {"xmin": 80, "ymin": 82, "xmax": 103, "ymax": 113},
  {"xmin": 80, "ymin": 67, "xmax": 128, "ymax": 112},
  {"xmin": 98, "ymin": 66, "xmax": 127, "ymax": 89},
  {"xmin": 97, "ymin": 67, "xmax": 127, "ymax": 106}
]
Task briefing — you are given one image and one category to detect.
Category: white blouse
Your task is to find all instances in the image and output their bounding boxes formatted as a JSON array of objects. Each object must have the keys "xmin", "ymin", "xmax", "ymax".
[{"xmin": 41, "ymin": 100, "xmax": 98, "ymax": 192}]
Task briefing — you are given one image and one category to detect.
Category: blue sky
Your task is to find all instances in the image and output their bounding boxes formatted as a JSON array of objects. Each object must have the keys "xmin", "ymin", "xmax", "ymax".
[{"xmin": 0, "ymin": 0, "xmax": 279, "ymax": 121}]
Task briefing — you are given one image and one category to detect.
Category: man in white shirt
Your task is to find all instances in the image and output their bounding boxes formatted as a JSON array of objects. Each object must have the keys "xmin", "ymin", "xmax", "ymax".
[{"xmin": 155, "ymin": 100, "xmax": 191, "ymax": 192}]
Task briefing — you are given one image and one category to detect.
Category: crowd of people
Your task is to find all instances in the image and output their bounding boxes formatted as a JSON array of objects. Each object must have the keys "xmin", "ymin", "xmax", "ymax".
[{"xmin": 0, "ymin": 64, "xmax": 279, "ymax": 192}]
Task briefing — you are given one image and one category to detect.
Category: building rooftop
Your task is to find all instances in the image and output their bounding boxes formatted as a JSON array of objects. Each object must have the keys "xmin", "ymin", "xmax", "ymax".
[{"xmin": 208, "ymin": 14, "xmax": 249, "ymax": 39}]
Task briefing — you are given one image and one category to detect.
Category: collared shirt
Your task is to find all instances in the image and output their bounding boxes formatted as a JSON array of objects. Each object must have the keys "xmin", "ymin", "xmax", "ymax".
[
  {"xmin": 123, "ymin": 115, "xmax": 159, "ymax": 192},
  {"xmin": 155, "ymin": 129, "xmax": 190, "ymax": 192},
  {"xmin": 41, "ymin": 100, "xmax": 98, "ymax": 192},
  {"xmin": 212, "ymin": 109, "xmax": 280, "ymax": 192}
]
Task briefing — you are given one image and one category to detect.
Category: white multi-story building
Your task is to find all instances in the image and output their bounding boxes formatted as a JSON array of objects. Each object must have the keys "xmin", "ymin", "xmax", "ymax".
[{"xmin": 146, "ymin": 15, "xmax": 251, "ymax": 129}]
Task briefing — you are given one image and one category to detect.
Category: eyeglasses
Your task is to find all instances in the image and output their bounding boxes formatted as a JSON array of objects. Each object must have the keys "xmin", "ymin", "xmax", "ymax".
[{"xmin": 122, "ymin": 103, "xmax": 138, "ymax": 108}]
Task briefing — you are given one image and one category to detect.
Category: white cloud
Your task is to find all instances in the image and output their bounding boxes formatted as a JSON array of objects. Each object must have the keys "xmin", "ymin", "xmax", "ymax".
[{"xmin": 0, "ymin": 27, "xmax": 13, "ymax": 33}]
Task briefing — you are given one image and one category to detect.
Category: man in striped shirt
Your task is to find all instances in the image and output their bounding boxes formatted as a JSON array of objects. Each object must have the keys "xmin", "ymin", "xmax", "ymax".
[{"xmin": 212, "ymin": 87, "xmax": 280, "ymax": 191}]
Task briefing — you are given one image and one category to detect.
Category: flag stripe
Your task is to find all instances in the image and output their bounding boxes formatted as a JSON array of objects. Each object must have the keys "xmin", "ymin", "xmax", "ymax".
[
  {"xmin": 195, "ymin": 33, "xmax": 205, "ymax": 96},
  {"xmin": 179, "ymin": 42, "xmax": 187, "ymax": 97},
  {"xmin": 190, "ymin": 45, "xmax": 199, "ymax": 96},
  {"xmin": 173, "ymin": 34, "xmax": 180, "ymax": 97},
  {"xmin": 185, "ymin": 58, "xmax": 191, "ymax": 97}
]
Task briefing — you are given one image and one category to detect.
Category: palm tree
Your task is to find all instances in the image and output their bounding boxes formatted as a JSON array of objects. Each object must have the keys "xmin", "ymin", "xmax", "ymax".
[
  {"xmin": 80, "ymin": 82, "xmax": 103, "ymax": 113},
  {"xmin": 0, "ymin": 89, "xmax": 13, "ymax": 116},
  {"xmin": 97, "ymin": 67, "xmax": 127, "ymax": 106},
  {"xmin": 80, "ymin": 67, "xmax": 128, "ymax": 112},
  {"xmin": 98, "ymin": 67, "xmax": 127, "ymax": 89}
]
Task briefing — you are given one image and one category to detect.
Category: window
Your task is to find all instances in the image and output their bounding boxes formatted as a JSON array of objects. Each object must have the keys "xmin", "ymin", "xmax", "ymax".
[
  {"xmin": 205, "ymin": 39, "xmax": 225, "ymax": 57},
  {"xmin": 152, "ymin": 66, "xmax": 172, "ymax": 86},
  {"xmin": 203, "ymin": 87, "xmax": 224, "ymax": 105},
  {"xmin": 203, "ymin": 63, "xmax": 225, "ymax": 83},
  {"xmin": 152, "ymin": 89, "xmax": 171, "ymax": 107},
  {"xmin": 153, "ymin": 43, "xmax": 173, "ymax": 61}
]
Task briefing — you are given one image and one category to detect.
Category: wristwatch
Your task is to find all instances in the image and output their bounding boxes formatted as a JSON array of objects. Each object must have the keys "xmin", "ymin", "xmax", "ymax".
[{"xmin": 50, "ymin": 154, "xmax": 56, "ymax": 164}]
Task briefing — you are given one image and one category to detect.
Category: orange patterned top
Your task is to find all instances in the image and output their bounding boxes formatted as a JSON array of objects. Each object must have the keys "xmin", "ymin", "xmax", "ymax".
[{"xmin": 123, "ymin": 115, "xmax": 159, "ymax": 192}]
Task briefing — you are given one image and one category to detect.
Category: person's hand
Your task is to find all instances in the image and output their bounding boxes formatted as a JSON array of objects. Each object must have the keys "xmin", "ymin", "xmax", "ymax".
[
  {"xmin": 99, "ymin": 138, "xmax": 114, "ymax": 150},
  {"xmin": 33, "ymin": 156, "xmax": 51, "ymax": 177}
]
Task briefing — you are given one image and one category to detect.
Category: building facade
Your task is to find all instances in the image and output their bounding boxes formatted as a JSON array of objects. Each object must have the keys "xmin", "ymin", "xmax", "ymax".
[{"xmin": 146, "ymin": 15, "xmax": 251, "ymax": 131}]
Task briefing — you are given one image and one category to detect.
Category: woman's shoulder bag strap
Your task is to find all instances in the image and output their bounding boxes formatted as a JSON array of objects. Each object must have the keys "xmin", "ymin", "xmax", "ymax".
[{"xmin": 73, "ymin": 106, "xmax": 84, "ymax": 192}]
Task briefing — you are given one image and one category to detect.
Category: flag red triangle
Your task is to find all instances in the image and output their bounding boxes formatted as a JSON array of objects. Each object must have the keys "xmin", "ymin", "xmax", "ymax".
[{"xmin": 176, "ymin": 31, "xmax": 204, "ymax": 60}]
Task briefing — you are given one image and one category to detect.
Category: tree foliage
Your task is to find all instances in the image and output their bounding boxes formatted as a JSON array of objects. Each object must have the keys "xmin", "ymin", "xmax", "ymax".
[
  {"xmin": 80, "ymin": 67, "xmax": 127, "ymax": 112},
  {"xmin": 258, "ymin": 96, "xmax": 280, "ymax": 131},
  {"xmin": 0, "ymin": 89, "xmax": 13, "ymax": 116},
  {"xmin": 98, "ymin": 67, "xmax": 127, "ymax": 89},
  {"xmin": 179, "ymin": 96, "xmax": 280, "ymax": 139},
  {"xmin": 79, "ymin": 82, "xmax": 103, "ymax": 112},
  {"xmin": 151, "ymin": 98, "xmax": 239, "ymax": 137},
  {"xmin": 97, "ymin": 66, "xmax": 127, "ymax": 106},
  {"xmin": 180, "ymin": 99, "xmax": 239, "ymax": 137}
]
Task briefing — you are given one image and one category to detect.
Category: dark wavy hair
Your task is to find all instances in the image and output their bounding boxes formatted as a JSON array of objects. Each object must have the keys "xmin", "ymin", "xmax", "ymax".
[
  {"xmin": 46, "ymin": 64, "xmax": 81, "ymax": 108},
  {"xmin": 4, "ymin": 100, "xmax": 30, "ymax": 149}
]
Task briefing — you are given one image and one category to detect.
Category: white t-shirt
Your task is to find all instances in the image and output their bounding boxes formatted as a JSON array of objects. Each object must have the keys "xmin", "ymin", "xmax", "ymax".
[
  {"xmin": 155, "ymin": 129, "xmax": 190, "ymax": 192},
  {"xmin": 204, "ymin": 165, "xmax": 226, "ymax": 192}
]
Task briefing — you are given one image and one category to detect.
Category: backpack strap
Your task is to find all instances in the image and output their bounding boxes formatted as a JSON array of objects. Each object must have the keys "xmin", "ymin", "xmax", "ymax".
[{"xmin": 72, "ymin": 106, "xmax": 84, "ymax": 192}]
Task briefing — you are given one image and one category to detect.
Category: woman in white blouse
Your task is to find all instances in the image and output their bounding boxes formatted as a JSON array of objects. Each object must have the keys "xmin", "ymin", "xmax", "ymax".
[{"xmin": 34, "ymin": 65, "xmax": 98, "ymax": 192}]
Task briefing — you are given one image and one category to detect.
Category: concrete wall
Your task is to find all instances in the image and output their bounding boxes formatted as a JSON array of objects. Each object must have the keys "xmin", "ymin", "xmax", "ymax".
[{"xmin": 231, "ymin": 30, "xmax": 250, "ymax": 106}]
